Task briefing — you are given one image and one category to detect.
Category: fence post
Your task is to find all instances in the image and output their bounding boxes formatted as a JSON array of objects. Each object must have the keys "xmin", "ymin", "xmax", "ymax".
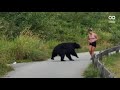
[
  {"xmin": 116, "ymin": 50, "xmax": 119, "ymax": 53},
  {"xmin": 109, "ymin": 73, "xmax": 114, "ymax": 78},
  {"xmin": 94, "ymin": 55, "xmax": 97, "ymax": 68},
  {"xmin": 106, "ymin": 50, "xmax": 109, "ymax": 56},
  {"xmin": 92, "ymin": 54, "xmax": 95, "ymax": 64},
  {"xmin": 99, "ymin": 51, "xmax": 102, "ymax": 61},
  {"xmin": 100, "ymin": 64, "xmax": 104, "ymax": 78}
]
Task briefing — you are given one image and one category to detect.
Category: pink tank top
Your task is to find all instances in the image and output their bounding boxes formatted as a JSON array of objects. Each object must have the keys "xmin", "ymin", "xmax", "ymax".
[{"xmin": 88, "ymin": 33, "xmax": 96, "ymax": 43}]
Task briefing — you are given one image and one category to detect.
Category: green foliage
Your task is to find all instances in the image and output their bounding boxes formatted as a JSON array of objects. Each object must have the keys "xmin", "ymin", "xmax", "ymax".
[
  {"xmin": 109, "ymin": 30, "xmax": 120, "ymax": 45},
  {"xmin": 11, "ymin": 30, "xmax": 50, "ymax": 61},
  {"xmin": 0, "ymin": 12, "xmax": 119, "ymax": 44},
  {"xmin": 0, "ymin": 39, "xmax": 15, "ymax": 64}
]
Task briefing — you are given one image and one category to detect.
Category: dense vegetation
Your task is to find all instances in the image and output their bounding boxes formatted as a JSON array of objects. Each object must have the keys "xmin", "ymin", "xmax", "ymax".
[{"xmin": 0, "ymin": 12, "xmax": 120, "ymax": 76}]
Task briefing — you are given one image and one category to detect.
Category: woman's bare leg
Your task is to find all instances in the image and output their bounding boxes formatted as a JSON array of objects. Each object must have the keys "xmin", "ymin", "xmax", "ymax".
[
  {"xmin": 91, "ymin": 46, "xmax": 96, "ymax": 57},
  {"xmin": 89, "ymin": 45, "xmax": 92, "ymax": 57}
]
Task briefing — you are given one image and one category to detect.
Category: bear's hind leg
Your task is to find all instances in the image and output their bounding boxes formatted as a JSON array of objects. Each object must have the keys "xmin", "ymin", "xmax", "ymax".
[
  {"xmin": 51, "ymin": 54, "xmax": 54, "ymax": 60},
  {"xmin": 51, "ymin": 52, "xmax": 57, "ymax": 60}
]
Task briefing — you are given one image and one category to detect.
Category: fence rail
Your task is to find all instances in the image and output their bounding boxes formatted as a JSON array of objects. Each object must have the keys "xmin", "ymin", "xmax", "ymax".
[{"xmin": 92, "ymin": 45, "xmax": 120, "ymax": 78}]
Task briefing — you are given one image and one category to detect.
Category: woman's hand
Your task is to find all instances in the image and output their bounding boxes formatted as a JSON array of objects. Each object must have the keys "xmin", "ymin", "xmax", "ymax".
[{"xmin": 88, "ymin": 40, "xmax": 92, "ymax": 43}]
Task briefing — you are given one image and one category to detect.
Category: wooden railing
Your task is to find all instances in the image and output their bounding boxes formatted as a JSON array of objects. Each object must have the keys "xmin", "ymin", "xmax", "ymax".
[{"xmin": 92, "ymin": 45, "xmax": 120, "ymax": 78}]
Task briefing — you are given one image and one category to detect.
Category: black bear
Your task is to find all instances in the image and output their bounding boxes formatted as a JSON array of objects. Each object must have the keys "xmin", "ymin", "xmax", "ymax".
[{"xmin": 51, "ymin": 42, "xmax": 81, "ymax": 61}]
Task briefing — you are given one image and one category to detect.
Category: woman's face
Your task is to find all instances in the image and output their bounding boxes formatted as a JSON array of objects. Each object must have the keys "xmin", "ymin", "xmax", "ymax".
[{"xmin": 88, "ymin": 31, "xmax": 92, "ymax": 34}]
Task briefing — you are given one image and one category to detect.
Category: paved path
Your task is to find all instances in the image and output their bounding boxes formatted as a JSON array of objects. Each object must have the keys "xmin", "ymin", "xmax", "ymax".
[{"xmin": 3, "ymin": 52, "xmax": 99, "ymax": 78}]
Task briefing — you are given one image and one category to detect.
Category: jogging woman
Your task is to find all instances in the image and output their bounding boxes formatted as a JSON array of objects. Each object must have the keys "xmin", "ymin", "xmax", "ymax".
[{"xmin": 88, "ymin": 28, "xmax": 98, "ymax": 59}]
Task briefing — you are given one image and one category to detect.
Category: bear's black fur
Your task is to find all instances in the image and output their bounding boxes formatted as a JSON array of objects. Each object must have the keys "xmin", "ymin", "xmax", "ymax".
[{"xmin": 51, "ymin": 42, "xmax": 81, "ymax": 61}]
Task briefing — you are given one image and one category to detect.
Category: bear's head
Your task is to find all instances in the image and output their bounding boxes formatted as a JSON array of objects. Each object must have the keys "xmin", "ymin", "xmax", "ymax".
[{"xmin": 73, "ymin": 43, "xmax": 81, "ymax": 49}]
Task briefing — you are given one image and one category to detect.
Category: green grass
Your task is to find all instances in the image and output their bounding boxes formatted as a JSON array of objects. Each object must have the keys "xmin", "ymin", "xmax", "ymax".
[
  {"xmin": 0, "ymin": 63, "xmax": 13, "ymax": 77},
  {"xmin": 83, "ymin": 53, "xmax": 120, "ymax": 78},
  {"xmin": 102, "ymin": 53, "xmax": 120, "ymax": 78},
  {"xmin": 83, "ymin": 64, "xmax": 100, "ymax": 78}
]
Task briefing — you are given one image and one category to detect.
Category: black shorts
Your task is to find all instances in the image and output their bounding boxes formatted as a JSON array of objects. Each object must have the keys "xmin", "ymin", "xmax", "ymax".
[{"xmin": 89, "ymin": 41, "xmax": 96, "ymax": 47}]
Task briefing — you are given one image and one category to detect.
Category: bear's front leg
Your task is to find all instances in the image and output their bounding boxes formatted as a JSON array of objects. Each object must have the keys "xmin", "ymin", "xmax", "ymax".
[
  {"xmin": 66, "ymin": 54, "xmax": 74, "ymax": 61},
  {"xmin": 60, "ymin": 54, "xmax": 65, "ymax": 61},
  {"xmin": 71, "ymin": 50, "xmax": 79, "ymax": 58}
]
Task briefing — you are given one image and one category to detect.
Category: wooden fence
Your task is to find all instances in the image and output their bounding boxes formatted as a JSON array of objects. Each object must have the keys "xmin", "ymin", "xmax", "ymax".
[{"xmin": 92, "ymin": 45, "xmax": 120, "ymax": 78}]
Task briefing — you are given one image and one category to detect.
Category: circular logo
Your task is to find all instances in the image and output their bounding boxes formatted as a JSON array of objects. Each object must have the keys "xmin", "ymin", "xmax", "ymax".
[{"xmin": 108, "ymin": 16, "xmax": 115, "ymax": 20}]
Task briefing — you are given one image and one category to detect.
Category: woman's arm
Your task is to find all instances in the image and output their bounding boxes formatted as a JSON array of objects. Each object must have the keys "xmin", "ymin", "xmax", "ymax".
[
  {"xmin": 95, "ymin": 33, "xmax": 98, "ymax": 41},
  {"xmin": 88, "ymin": 35, "xmax": 91, "ymax": 43}
]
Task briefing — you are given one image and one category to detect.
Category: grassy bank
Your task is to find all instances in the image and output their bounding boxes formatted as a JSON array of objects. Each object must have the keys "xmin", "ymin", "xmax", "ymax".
[
  {"xmin": 83, "ymin": 52, "xmax": 120, "ymax": 78},
  {"xmin": 0, "ymin": 63, "xmax": 13, "ymax": 77},
  {"xmin": 83, "ymin": 64, "xmax": 100, "ymax": 78},
  {"xmin": 102, "ymin": 53, "xmax": 120, "ymax": 78},
  {"xmin": 0, "ymin": 31, "xmax": 51, "ymax": 64}
]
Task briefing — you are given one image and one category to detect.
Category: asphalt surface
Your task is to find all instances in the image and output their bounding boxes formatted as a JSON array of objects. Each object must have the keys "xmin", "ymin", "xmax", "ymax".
[{"xmin": 3, "ymin": 52, "xmax": 99, "ymax": 78}]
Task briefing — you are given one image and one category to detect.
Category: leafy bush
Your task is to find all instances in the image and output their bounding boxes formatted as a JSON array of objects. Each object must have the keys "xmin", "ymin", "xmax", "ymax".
[
  {"xmin": 11, "ymin": 30, "xmax": 49, "ymax": 61},
  {"xmin": 109, "ymin": 30, "xmax": 120, "ymax": 45}
]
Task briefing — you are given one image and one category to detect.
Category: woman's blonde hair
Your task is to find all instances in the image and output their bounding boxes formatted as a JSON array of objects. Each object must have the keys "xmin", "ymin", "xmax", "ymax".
[{"xmin": 88, "ymin": 28, "xmax": 93, "ymax": 32}]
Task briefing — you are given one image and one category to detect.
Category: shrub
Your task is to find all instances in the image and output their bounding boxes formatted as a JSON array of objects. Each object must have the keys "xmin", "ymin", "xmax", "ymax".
[{"xmin": 11, "ymin": 30, "xmax": 49, "ymax": 61}]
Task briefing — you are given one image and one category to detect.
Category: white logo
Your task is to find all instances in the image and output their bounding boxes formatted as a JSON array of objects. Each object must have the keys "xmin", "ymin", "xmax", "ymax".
[{"xmin": 108, "ymin": 16, "xmax": 115, "ymax": 23}]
